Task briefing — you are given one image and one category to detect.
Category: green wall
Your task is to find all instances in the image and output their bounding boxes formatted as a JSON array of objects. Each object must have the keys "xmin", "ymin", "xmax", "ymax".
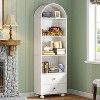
[
  {"xmin": 4, "ymin": 0, "xmax": 99, "ymax": 94},
  {"xmin": 4, "ymin": 0, "xmax": 72, "ymax": 92},
  {"xmin": 71, "ymin": 0, "xmax": 100, "ymax": 93}
]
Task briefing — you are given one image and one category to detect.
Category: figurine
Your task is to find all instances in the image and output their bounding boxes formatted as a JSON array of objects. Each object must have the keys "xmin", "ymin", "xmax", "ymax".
[{"xmin": 48, "ymin": 26, "xmax": 63, "ymax": 36}]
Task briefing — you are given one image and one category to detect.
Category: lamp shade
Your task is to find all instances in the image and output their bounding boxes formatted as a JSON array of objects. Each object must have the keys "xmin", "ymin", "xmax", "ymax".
[{"xmin": 4, "ymin": 14, "xmax": 18, "ymax": 27}]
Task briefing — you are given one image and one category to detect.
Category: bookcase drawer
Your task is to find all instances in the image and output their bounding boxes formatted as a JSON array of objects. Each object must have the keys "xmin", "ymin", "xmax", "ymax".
[
  {"xmin": 41, "ymin": 83, "xmax": 67, "ymax": 95},
  {"xmin": 41, "ymin": 73, "xmax": 66, "ymax": 84}
]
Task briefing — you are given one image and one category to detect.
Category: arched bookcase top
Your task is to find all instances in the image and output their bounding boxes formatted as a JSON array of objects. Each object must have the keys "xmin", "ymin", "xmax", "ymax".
[{"xmin": 35, "ymin": 3, "xmax": 67, "ymax": 18}]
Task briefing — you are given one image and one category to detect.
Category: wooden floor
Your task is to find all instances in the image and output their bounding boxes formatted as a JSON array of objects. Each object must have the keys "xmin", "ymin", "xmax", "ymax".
[{"xmin": 28, "ymin": 94, "xmax": 92, "ymax": 100}]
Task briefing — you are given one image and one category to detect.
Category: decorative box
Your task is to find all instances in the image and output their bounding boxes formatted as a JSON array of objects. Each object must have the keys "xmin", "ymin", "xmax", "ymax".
[
  {"xmin": 49, "ymin": 66, "xmax": 58, "ymax": 73},
  {"xmin": 42, "ymin": 11, "xmax": 53, "ymax": 18},
  {"xmin": 54, "ymin": 48, "xmax": 65, "ymax": 55},
  {"xmin": 58, "ymin": 64, "xmax": 64, "ymax": 72}
]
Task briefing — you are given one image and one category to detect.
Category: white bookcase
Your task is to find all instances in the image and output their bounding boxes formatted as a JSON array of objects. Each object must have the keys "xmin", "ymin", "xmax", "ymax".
[{"xmin": 34, "ymin": 3, "xmax": 67, "ymax": 98}]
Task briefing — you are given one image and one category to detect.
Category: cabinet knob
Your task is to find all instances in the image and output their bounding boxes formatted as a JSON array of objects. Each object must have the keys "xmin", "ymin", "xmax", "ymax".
[
  {"xmin": 53, "ymin": 87, "xmax": 56, "ymax": 90},
  {"xmin": 52, "ymin": 78, "xmax": 55, "ymax": 80}
]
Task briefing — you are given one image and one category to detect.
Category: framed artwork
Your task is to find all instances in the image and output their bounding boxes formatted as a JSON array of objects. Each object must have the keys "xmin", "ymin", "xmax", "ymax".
[
  {"xmin": 55, "ymin": 11, "xmax": 61, "ymax": 18},
  {"xmin": 58, "ymin": 64, "xmax": 64, "ymax": 72},
  {"xmin": 0, "ymin": 0, "xmax": 4, "ymax": 29}
]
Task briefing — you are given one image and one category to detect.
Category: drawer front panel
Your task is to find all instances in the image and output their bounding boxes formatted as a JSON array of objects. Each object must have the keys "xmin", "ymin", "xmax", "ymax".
[
  {"xmin": 41, "ymin": 73, "xmax": 67, "ymax": 84},
  {"xmin": 41, "ymin": 83, "xmax": 67, "ymax": 95}
]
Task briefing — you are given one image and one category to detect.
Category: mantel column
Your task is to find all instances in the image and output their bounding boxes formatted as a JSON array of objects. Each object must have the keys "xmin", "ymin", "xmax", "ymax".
[{"xmin": 0, "ymin": 40, "xmax": 20, "ymax": 98}]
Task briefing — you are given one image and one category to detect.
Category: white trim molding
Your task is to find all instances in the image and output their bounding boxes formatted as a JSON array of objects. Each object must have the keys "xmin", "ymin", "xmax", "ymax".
[
  {"xmin": 85, "ymin": 60, "xmax": 100, "ymax": 64},
  {"xmin": 86, "ymin": 0, "xmax": 100, "ymax": 61}
]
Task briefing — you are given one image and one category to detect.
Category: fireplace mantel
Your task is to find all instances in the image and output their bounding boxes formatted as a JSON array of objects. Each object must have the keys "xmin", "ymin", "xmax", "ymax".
[
  {"xmin": 0, "ymin": 40, "xmax": 20, "ymax": 56},
  {"xmin": 0, "ymin": 40, "xmax": 20, "ymax": 97},
  {"xmin": 0, "ymin": 40, "xmax": 20, "ymax": 46}
]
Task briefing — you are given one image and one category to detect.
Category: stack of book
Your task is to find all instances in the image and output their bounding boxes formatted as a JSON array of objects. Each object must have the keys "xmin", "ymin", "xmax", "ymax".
[
  {"xmin": 49, "ymin": 67, "xmax": 58, "ymax": 73},
  {"xmin": 42, "ymin": 50, "xmax": 55, "ymax": 55},
  {"xmin": 54, "ymin": 48, "xmax": 65, "ymax": 55}
]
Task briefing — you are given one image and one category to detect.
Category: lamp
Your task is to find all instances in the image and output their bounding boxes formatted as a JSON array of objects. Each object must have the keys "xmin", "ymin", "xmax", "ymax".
[{"xmin": 4, "ymin": 14, "xmax": 18, "ymax": 40}]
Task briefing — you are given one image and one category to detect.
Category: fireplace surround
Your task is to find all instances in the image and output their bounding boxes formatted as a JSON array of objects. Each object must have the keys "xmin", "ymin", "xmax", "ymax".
[
  {"xmin": 0, "ymin": 60, "xmax": 4, "ymax": 92},
  {"xmin": 0, "ymin": 40, "xmax": 20, "ymax": 98}
]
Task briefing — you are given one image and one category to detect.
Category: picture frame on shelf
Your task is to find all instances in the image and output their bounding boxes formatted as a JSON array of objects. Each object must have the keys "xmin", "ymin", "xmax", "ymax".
[
  {"xmin": 58, "ymin": 64, "xmax": 64, "ymax": 72},
  {"xmin": 42, "ymin": 11, "xmax": 53, "ymax": 18},
  {"xmin": 53, "ymin": 41, "xmax": 63, "ymax": 49},
  {"xmin": 43, "ymin": 61, "xmax": 49, "ymax": 73},
  {"xmin": 55, "ymin": 11, "xmax": 61, "ymax": 18}
]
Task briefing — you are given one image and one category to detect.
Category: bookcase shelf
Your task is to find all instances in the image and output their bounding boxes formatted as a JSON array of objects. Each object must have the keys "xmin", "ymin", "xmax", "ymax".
[
  {"xmin": 42, "ymin": 36, "xmax": 65, "ymax": 38},
  {"xmin": 42, "ymin": 54, "xmax": 66, "ymax": 57},
  {"xmin": 34, "ymin": 3, "xmax": 67, "ymax": 98},
  {"xmin": 42, "ymin": 17, "xmax": 66, "ymax": 20}
]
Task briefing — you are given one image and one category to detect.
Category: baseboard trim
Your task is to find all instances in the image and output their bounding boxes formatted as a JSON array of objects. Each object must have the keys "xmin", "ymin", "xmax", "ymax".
[
  {"xmin": 68, "ymin": 89, "xmax": 100, "ymax": 100},
  {"xmin": 20, "ymin": 89, "xmax": 100, "ymax": 100}
]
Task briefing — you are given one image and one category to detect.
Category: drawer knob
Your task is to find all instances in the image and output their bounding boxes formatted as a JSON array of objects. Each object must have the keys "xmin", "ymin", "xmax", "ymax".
[
  {"xmin": 52, "ymin": 78, "xmax": 55, "ymax": 80},
  {"xmin": 53, "ymin": 87, "xmax": 56, "ymax": 90}
]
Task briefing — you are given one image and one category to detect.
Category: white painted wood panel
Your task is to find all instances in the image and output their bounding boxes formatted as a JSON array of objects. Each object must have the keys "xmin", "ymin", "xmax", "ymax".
[
  {"xmin": 41, "ymin": 73, "xmax": 67, "ymax": 84},
  {"xmin": 41, "ymin": 83, "xmax": 67, "ymax": 95}
]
